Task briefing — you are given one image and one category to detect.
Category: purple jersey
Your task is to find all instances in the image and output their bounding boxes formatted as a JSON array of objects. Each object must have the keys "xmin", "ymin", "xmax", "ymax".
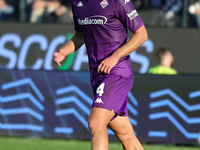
[{"xmin": 72, "ymin": 0, "xmax": 144, "ymax": 85}]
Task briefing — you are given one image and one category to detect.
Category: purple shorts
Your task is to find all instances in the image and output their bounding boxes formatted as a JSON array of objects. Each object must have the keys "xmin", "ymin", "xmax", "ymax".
[{"xmin": 91, "ymin": 74, "xmax": 134, "ymax": 120}]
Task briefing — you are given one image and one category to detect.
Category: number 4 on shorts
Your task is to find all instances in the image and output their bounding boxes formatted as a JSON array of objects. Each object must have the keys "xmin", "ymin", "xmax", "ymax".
[{"xmin": 96, "ymin": 83, "xmax": 105, "ymax": 96}]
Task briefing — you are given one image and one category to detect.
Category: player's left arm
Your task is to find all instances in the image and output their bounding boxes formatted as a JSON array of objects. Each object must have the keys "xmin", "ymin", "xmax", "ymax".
[{"xmin": 98, "ymin": 25, "xmax": 148, "ymax": 74}]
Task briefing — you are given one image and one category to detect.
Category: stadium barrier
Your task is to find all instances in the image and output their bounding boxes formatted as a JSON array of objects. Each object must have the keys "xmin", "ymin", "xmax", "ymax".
[{"xmin": 0, "ymin": 69, "xmax": 200, "ymax": 145}]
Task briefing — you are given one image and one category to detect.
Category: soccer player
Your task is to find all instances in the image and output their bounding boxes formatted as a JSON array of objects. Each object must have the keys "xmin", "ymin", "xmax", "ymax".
[{"xmin": 54, "ymin": 0, "xmax": 148, "ymax": 150}]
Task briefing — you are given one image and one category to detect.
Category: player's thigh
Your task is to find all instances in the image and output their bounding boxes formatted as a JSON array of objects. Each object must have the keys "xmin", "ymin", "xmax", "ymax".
[
  {"xmin": 108, "ymin": 116, "xmax": 134, "ymax": 136},
  {"xmin": 89, "ymin": 107, "xmax": 115, "ymax": 129}
]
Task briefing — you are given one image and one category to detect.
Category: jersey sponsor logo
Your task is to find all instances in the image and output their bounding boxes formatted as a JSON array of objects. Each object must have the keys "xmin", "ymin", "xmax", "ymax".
[
  {"xmin": 76, "ymin": 1, "xmax": 83, "ymax": 7},
  {"xmin": 77, "ymin": 15, "xmax": 107, "ymax": 25},
  {"xmin": 100, "ymin": 0, "xmax": 109, "ymax": 8},
  {"xmin": 127, "ymin": 10, "xmax": 138, "ymax": 20},
  {"xmin": 124, "ymin": 0, "xmax": 130, "ymax": 4},
  {"xmin": 94, "ymin": 98, "xmax": 104, "ymax": 104}
]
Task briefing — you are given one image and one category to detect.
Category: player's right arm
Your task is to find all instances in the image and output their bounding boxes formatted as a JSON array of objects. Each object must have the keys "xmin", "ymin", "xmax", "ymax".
[{"xmin": 53, "ymin": 31, "xmax": 84, "ymax": 66}]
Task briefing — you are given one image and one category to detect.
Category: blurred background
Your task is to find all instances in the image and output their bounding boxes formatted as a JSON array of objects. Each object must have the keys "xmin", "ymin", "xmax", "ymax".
[
  {"xmin": 0, "ymin": 0, "xmax": 200, "ymax": 149},
  {"xmin": 0, "ymin": 0, "xmax": 200, "ymax": 27}
]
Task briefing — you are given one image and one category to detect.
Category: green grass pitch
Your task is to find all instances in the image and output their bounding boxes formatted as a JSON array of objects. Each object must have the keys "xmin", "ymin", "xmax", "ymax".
[{"xmin": 0, "ymin": 136, "xmax": 199, "ymax": 150}]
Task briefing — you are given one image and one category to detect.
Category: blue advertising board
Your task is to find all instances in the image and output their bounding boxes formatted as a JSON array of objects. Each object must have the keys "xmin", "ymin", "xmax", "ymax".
[
  {"xmin": 0, "ymin": 22, "xmax": 200, "ymax": 74},
  {"xmin": 0, "ymin": 70, "xmax": 200, "ymax": 145}
]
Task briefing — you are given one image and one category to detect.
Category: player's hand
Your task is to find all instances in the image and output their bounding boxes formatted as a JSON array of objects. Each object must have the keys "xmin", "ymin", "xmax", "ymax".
[
  {"xmin": 53, "ymin": 50, "xmax": 66, "ymax": 66},
  {"xmin": 98, "ymin": 55, "xmax": 119, "ymax": 74}
]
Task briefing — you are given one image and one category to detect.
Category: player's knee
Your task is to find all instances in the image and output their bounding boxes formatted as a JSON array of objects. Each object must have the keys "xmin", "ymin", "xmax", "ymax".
[
  {"xmin": 116, "ymin": 128, "xmax": 134, "ymax": 141},
  {"xmin": 88, "ymin": 118, "xmax": 98, "ymax": 133},
  {"xmin": 88, "ymin": 118, "xmax": 106, "ymax": 135},
  {"xmin": 116, "ymin": 130, "xmax": 144, "ymax": 150},
  {"xmin": 88, "ymin": 119, "xmax": 94, "ymax": 132},
  {"xmin": 116, "ymin": 127, "xmax": 130, "ymax": 137},
  {"xmin": 118, "ymin": 132, "xmax": 132, "ymax": 142}
]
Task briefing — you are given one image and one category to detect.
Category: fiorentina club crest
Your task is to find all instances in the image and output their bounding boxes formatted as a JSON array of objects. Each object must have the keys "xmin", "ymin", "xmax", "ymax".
[{"xmin": 100, "ymin": 0, "xmax": 108, "ymax": 8}]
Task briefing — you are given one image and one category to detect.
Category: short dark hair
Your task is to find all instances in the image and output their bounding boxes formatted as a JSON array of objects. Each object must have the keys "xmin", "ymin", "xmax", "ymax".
[{"xmin": 156, "ymin": 47, "xmax": 170, "ymax": 61}]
